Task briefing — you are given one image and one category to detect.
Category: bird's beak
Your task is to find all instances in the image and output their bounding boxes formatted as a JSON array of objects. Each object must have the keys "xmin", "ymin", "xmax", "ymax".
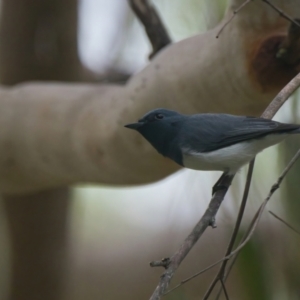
[{"xmin": 124, "ymin": 121, "xmax": 144, "ymax": 130}]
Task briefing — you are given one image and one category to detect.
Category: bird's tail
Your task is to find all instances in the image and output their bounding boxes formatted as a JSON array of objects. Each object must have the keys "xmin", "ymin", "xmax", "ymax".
[{"xmin": 289, "ymin": 126, "xmax": 300, "ymax": 134}]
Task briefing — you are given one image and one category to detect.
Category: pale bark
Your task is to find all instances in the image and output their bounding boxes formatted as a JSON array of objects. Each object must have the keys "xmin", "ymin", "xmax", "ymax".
[
  {"xmin": 0, "ymin": 1, "xmax": 78, "ymax": 300},
  {"xmin": 0, "ymin": 0, "xmax": 299, "ymax": 195}
]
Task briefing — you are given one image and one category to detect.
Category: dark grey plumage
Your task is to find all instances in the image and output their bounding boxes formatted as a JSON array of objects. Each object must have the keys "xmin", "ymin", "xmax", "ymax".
[{"xmin": 125, "ymin": 108, "xmax": 300, "ymax": 168}]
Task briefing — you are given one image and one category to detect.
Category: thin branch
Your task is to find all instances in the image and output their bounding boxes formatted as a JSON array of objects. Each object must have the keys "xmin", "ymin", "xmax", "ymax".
[
  {"xmin": 215, "ymin": 179, "xmax": 300, "ymax": 300},
  {"xmin": 203, "ymin": 161, "xmax": 255, "ymax": 298},
  {"xmin": 216, "ymin": 151, "xmax": 300, "ymax": 300},
  {"xmin": 215, "ymin": 253, "xmax": 239, "ymax": 300},
  {"xmin": 219, "ymin": 161, "xmax": 255, "ymax": 274},
  {"xmin": 165, "ymin": 258, "xmax": 227, "ymax": 295},
  {"xmin": 270, "ymin": 209, "xmax": 300, "ymax": 231},
  {"xmin": 149, "ymin": 174, "xmax": 234, "ymax": 300},
  {"xmin": 210, "ymin": 148, "xmax": 300, "ymax": 299},
  {"xmin": 261, "ymin": 0, "xmax": 300, "ymax": 29},
  {"xmin": 129, "ymin": 0, "xmax": 171, "ymax": 59},
  {"xmin": 261, "ymin": 72, "xmax": 300, "ymax": 119},
  {"xmin": 217, "ymin": 0, "xmax": 300, "ymax": 39},
  {"xmin": 216, "ymin": 0, "xmax": 252, "ymax": 38},
  {"xmin": 149, "ymin": 258, "xmax": 170, "ymax": 268},
  {"xmin": 167, "ymin": 147, "xmax": 300, "ymax": 297},
  {"xmin": 220, "ymin": 279, "xmax": 230, "ymax": 300},
  {"xmin": 165, "ymin": 197, "xmax": 271, "ymax": 295},
  {"xmin": 268, "ymin": 210, "xmax": 300, "ymax": 236},
  {"xmin": 165, "ymin": 215, "xmax": 261, "ymax": 296}
]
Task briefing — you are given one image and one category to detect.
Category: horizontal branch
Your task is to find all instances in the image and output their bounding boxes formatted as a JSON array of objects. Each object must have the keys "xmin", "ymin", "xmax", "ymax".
[{"xmin": 0, "ymin": 0, "xmax": 299, "ymax": 194}]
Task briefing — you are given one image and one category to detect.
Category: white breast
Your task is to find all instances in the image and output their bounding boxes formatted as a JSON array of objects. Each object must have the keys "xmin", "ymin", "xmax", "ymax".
[{"xmin": 182, "ymin": 134, "xmax": 288, "ymax": 174}]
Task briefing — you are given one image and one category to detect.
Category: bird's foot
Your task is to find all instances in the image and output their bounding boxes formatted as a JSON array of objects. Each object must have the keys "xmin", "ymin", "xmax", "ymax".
[
  {"xmin": 212, "ymin": 183, "xmax": 229, "ymax": 195},
  {"xmin": 209, "ymin": 217, "xmax": 217, "ymax": 228}
]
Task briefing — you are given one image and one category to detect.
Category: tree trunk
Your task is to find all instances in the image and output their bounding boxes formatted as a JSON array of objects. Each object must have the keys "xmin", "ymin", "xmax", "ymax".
[
  {"xmin": 3, "ymin": 189, "xmax": 70, "ymax": 300},
  {"xmin": 0, "ymin": 0, "xmax": 81, "ymax": 83},
  {"xmin": 0, "ymin": 0, "xmax": 80, "ymax": 299}
]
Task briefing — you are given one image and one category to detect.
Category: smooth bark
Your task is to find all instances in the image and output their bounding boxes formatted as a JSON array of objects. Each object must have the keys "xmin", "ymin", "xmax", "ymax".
[{"xmin": 0, "ymin": 0, "xmax": 299, "ymax": 194}]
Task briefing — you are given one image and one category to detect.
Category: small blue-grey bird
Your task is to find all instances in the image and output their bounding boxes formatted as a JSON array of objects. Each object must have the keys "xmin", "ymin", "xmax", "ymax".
[{"xmin": 125, "ymin": 108, "xmax": 300, "ymax": 193}]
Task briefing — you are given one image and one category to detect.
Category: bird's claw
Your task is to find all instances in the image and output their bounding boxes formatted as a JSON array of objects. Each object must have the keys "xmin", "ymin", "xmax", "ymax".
[
  {"xmin": 209, "ymin": 217, "xmax": 217, "ymax": 228},
  {"xmin": 212, "ymin": 184, "xmax": 228, "ymax": 195}
]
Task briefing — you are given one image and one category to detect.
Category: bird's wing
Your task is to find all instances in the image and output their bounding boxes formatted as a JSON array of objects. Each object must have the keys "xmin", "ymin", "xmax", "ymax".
[{"xmin": 178, "ymin": 114, "xmax": 300, "ymax": 153}]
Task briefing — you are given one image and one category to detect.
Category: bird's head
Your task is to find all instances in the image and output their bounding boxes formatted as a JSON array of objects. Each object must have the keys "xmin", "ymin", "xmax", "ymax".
[{"xmin": 124, "ymin": 108, "xmax": 183, "ymax": 155}]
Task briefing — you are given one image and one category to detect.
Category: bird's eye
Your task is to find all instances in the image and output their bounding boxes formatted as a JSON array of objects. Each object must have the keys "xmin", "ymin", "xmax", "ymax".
[{"xmin": 155, "ymin": 113, "xmax": 164, "ymax": 120}]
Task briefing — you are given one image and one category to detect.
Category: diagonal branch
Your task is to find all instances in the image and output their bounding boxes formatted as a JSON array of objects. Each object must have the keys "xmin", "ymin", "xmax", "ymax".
[
  {"xmin": 268, "ymin": 210, "xmax": 300, "ymax": 236},
  {"xmin": 261, "ymin": 0, "xmax": 300, "ymax": 29},
  {"xmin": 203, "ymin": 161, "xmax": 255, "ymax": 298},
  {"xmin": 261, "ymin": 72, "xmax": 300, "ymax": 119},
  {"xmin": 149, "ymin": 174, "xmax": 234, "ymax": 300},
  {"xmin": 216, "ymin": 0, "xmax": 253, "ymax": 38},
  {"xmin": 129, "ymin": 0, "xmax": 171, "ymax": 59},
  {"xmin": 166, "ymin": 146, "xmax": 300, "ymax": 297},
  {"xmin": 217, "ymin": 0, "xmax": 300, "ymax": 39},
  {"xmin": 220, "ymin": 279, "xmax": 230, "ymax": 300}
]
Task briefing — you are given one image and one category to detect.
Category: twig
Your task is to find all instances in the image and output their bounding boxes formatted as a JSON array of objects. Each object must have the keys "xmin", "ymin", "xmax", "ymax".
[
  {"xmin": 203, "ymin": 161, "xmax": 255, "ymax": 298},
  {"xmin": 149, "ymin": 174, "xmax": 234, "ymax": 300},
  {"xmin": 165, "ymin": 211, "xmax": 263, "ymax": 297},
  {"xmin": 214, "ymin": 212, "xmax": 262, "ymax": 300},
  {"xmin": 261, "ymin": 72, "xmax": 300, "ymax": 119},
  {"xmin": 149, "ymin": 258, "xmax": 170, "ymax": 268},
  {"xmin": 216, "ymin": 0, "xmax": 300, "ymax": 39},
  {"xmin": 214, "ymin": 152, "xmax": 300, "ymax": 300},
  {"xmin": 166, "ymin": 147, "xmax": 300, "ymax": 297},
  {"xmin": 216, "ymin": 0, "xmax": 252, "ymax": 38},
  {"xmin": 209, "ymin": 148, "xmax": 300, "ymax": 299},
  {"xmin": 129, "ymin": 0, "xmax": 171, "ymax": 59},
  {"xmin": 220, "ymin": 279, "xmax": 230, "ymax": 300},
  {"xmin": 215, "ymin": 251, "xmax": 239, "ymax": 300},
  {"xmin": 261, "ymin": 0, "xmax": 300, "ymax": 29},
  {"xmin": 165, "ymin": 258, "xmax": 228, "ymax": 295},
  {"xmin": 269, "ymin": 211, "xmax": 300, "ymax": 236}
]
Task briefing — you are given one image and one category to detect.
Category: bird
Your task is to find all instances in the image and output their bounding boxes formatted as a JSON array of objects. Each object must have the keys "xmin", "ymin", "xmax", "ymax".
[{"xmin": 124, "ymin": 108, "xmax": 300, "ymax": 194}]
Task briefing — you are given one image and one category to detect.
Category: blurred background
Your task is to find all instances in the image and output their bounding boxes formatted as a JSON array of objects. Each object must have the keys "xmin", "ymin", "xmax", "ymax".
[{"xmin": 1, "ymin": 0, "xmax": 300, "ymax": 299}]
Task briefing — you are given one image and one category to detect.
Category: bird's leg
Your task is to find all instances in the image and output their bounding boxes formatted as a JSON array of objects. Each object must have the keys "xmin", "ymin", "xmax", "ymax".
[
  {"xmin": 212, "ymin": 172, "xmax": 227, "ymax": 195},
  {"xmin": 212, "ymin": 172, "xmax": 234, "ymax": 195}
]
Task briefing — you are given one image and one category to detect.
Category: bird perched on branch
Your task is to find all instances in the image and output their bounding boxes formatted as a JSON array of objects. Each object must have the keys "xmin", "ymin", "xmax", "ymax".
[{"xmin": 125, "ymin": 108, "xmax": 300, "ymax": 194}]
